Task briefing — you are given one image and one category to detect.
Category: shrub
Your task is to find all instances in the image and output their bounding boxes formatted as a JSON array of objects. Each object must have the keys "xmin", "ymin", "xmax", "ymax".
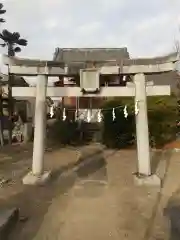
[
  {"xmin": 47, "ymin": 119, "xmax": 91, "ymax": 145},
  {"xmin": 102, "ymin": 95, "xmax": 178, "ymax": 148},
  {"xmin": 147, "ymin": 95, "xmax": 178, "ymax": 148},
  {"xmin": 47, "ymin": 119, "xmax": 78, "ymax": 145},
  {"xmin": 101, "ymin": 99, "xmax": 135, "ymax": 148}
]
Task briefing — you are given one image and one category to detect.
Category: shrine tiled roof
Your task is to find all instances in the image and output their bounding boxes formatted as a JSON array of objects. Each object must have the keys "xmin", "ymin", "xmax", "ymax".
[{"xmin": 53, "ymin": 47, "xmax": 130, "ymax": 63}]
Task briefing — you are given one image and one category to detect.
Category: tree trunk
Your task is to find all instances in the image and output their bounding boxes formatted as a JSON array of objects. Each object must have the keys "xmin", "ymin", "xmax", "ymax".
[
  {"xmin": 0, "ymin": 87, "xmax": 4, "ymax": 146},
  {"xmin": 7, "ymin": 44, "xmax": 14, "ymax": 145}
]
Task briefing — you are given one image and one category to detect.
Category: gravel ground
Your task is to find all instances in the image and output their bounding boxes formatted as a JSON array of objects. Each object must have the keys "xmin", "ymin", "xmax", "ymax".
[{"xmin": 0, "ymin": 144, "xmax": 178, "ymax": 239}]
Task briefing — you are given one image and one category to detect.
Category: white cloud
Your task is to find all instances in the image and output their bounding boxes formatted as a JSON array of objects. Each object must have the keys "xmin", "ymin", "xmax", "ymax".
[
  {"xmin": 77, "ymin": 21, "xmax": 103, "ymax": 35},
  {"xmin": 135, "ymin": 13, "xmax": 171, "ymax": 33},
  {"xmin": 99, "ymin": 0, "xmax": 125, "ymax": 12},
  {"xmin": 44, "ymin": 19, "xmax": 58, "ymax": 29}
]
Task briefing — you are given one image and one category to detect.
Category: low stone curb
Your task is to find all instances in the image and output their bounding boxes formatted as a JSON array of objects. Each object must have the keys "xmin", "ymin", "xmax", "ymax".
[
  {"xmin": 164, "ymin": 205, "xmax": 180, "ymax": 239},
  {"xmin": 152, "ymin": 148, "xmax": 180, "ymax": 153},
  {"xmin": 172, "ymin": 148, "xmax": 180, "ymax": 152},
  {"xmin": 0, "ymin": 208, "xmax": 19, "ymax": 239}
]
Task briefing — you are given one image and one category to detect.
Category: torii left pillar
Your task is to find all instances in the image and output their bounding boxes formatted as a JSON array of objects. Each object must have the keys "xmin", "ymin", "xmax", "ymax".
[{"xmin": 23, "ymin": 75, "xmax": 51, "ymax": 185}]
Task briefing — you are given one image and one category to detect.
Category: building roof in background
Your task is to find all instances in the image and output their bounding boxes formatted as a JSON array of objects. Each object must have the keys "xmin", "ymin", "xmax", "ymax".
[
  {"xmin": 53, "ymin": 47, "xmax": 130, "ymax": 63},
  {"xmin": 0, "ymin": 73, "xmax": 29, "ymax": 87},
  {"xmin": 0, "ymin": 74, "xmax": 55, "ymax": 104},
  {"xmin": 147, "ymin": 71, "xmax": 179, "ymax": 94}
]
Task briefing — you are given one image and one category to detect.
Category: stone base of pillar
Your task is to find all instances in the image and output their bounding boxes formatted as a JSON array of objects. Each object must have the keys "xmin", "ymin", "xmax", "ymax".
[
  {"xmin": 22, "ymin": 171, "xmax": 51, "ymax": 185},
  {"xmin": 133, "ymin": 173, "xmax": 161, "ymax": 187}
]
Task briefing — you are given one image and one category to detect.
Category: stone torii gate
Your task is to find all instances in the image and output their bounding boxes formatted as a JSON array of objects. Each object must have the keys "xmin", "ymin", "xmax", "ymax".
[{"xmin": 2, "ymin": 53, "xmax": 178, "ymax": 185}]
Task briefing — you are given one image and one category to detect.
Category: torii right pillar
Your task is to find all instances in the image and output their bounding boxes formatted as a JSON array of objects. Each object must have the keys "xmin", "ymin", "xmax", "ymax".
[{"xmin": 133, "ymin": 73, "xmax": 161, "ymax": 186}]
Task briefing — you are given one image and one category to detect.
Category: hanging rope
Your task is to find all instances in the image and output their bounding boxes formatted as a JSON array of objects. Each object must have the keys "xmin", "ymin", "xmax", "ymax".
[
  {"xmin": 56, "ymin": 103, "xmax": 139, "ymax": 122},
  {"xmin": 60, "ymin": 104, "xmax": 126, "ymax": 112}
]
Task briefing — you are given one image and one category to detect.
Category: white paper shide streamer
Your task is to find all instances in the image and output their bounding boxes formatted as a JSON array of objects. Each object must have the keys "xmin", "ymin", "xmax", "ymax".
[
  {"xmin": 62, "ymin": 108, "xmax": 66, "ymax": 121},
  {"xmin": 61, "ymin": 105, "xmax": 132, "ymax": 122},
  {"xmin": 123, "ymin": 105, "xmax": 128, "ymax": 118},
  {"xmin": 50, "ymin": 106, "xmax": 54, "ymax": 118},
  {"xmin": 135, "ymin": 101, "xmax": 139, "ymax": 115},
  {"xmin": 97, "ymin": 109, "xmax": 102, "ymax": 123},
  {"xmin": 75, "ymin": 109, "xmax": 78, "ymax": 121},
  {"xmin": 112, "ymin": 108, "xmax": 116, "ymax": 121},
  {"xmin": 87, "ymin": 109, "xmax": 91, "ymax": 123}
]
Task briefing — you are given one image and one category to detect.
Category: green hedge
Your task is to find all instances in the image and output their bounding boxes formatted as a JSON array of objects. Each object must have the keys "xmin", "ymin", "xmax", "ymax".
[
  {"xmin": 101, "ymin": 95, "xmax": 178, "ymax": 148},
  {"xmin": 47, "ymin": 119, "xmax": 91, "ymax": 145},
  {"xmin": 47, "ymin": 120, "xmax": 78, "ymax": 145},
  {"xmin": 101, "ymin": 99, "xmax": 135, "ymax": 148}
]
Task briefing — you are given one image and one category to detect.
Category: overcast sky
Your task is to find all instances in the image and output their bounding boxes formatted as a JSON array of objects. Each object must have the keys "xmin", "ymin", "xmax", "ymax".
[{"xmin": 0, "ymin": 0, "xmax": 179, "ymax": 84}]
